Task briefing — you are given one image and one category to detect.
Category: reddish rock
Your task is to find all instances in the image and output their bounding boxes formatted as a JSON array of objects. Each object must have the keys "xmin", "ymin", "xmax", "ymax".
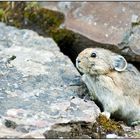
[{"xmin": 40, "ymin": 2, "xmax": 140, "ymax": 44}]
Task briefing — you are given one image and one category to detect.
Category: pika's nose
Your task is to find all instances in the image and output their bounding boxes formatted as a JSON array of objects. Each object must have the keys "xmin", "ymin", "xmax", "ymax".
[{"xmin": 77, "ymin": 59, "xmax": 81, "ymax": 63}]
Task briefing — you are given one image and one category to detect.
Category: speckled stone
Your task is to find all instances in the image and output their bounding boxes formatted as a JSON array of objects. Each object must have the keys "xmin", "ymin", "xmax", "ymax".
[{"xmin": 0, "ymin": 23, "xmax": 100, "ymax": 138}]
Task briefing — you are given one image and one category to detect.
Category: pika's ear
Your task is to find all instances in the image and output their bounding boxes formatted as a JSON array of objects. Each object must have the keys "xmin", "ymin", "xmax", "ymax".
[{"xmin": 113, "ymin": 55, "xmax": 127, "ymax": 71}]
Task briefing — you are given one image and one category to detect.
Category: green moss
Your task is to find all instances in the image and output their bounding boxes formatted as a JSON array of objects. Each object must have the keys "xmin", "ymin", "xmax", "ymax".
[
  {"xmin": 24, "ymin": 7, "xmax": 64, "ymax": 34},
  {"xmin": 92, "ymin": 114, "xmax": 125, "ymax": 138},
  {"xmin": 50, "ymin": 28, "xmax": 75, "ymax": 47},
  {"xmin": 0, "ymin": 2, "xmax": 64, "ymax": 34},
  {"xmin": 0, "ymin": 2, "xmax": 26, "ymax": 27},
  {"xmin": 0, "ymin": 8, "xmax": 4, "ymax": 20}
]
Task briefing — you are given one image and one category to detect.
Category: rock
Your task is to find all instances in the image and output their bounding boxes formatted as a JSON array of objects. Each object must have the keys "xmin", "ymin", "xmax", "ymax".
[
  {"xmin": 40, "ymin": 2, "xmax": 140, "ymax": 45},
  {"xmin": 118, "ymin": 25, "xmax": 140, "ymax": 62},
  {"xmin": 44, "ymin": 114, "xmax": 125, "ymax": 139},
  {"xmin": 21, "ymin": 128, "xmax": 46, "ymax": 138},
  {"xmin": 0, "ymin": 22, "xmax": 100, "ymax": 138},
  {"xmin": 121, "ymin": 123, "xmax": 140, "ymax": 138},
  {"xmin": 43, "ymin": 97, "xmax": 100, "ymax": 139},
  {"xmin": 44, "ymin": 121, "xmax": 93, "ymax": 139},
  {"xmin": 106, "ymin": 134, "xmax": 121, "ymax": 138},
  {"xmin": 0, "ymin": 125, "xmax": 23, "ymax": 138}
]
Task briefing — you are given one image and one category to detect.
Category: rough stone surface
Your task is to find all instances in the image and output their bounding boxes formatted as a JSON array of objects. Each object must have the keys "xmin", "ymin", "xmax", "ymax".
[
  {"xmin": 118, "ymin": 25, "xmax": 140, "ymax": 61},
  {"xmin": 40, "ymin": 2, "xmax": 140, "ymax": 44},
  {"xmin": 44, "ymin": 113, "xmax": 125, "ymax": 139},
  {"xmin": 0, "ymin": 22, "xmax": 100, "ymax": 138},
  {"xmin": 44, "ymin": 97, "xmax": 101, "ymax": 139}
]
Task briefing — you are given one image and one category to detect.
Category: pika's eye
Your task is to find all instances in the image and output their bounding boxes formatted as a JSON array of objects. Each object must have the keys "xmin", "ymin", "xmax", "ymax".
[{"xmin": 91, "ymin": 52, "xmax": 96, "ymax": 58}]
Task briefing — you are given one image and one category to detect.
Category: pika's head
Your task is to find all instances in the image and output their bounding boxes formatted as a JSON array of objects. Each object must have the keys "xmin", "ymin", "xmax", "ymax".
[{"xmin": 76, "ymin": 48, "xmax": 127, "ymax": 75}]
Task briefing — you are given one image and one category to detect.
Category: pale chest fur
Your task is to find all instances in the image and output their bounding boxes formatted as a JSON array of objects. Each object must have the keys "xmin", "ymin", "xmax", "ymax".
[
  {"xmin": 82, "ymin": 71, "xmax": 140, "ymax": 118},
  {"xmin": 82, "ymin": 74, "xmax": 124, "ymax": 109}
]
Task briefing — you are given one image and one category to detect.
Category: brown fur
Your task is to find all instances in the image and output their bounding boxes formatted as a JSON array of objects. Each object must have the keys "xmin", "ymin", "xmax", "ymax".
[{"xmin": 76, "ymin": 48, "xmax": 140, "ymax": 125}]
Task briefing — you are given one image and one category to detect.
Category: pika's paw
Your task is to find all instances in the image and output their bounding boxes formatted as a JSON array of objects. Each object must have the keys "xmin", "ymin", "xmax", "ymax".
[{"xmin": 101, "ymin": 111, "xmax": 111, "ymax": 119}]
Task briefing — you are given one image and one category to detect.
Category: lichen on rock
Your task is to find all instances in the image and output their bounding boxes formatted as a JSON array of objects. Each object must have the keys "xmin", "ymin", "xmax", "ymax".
[
  {"xmin": 0, "ymin": 2, "xmax": 64, "ymax": 34},
  {"xmin": 92, "ymin": 114, "xmax": 125, "ymax": 138}
]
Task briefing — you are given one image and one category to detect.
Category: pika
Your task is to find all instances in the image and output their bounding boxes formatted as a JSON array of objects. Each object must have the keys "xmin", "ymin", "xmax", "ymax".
[{"xmin": 76, "ymin": 48, "xmax": 140, "ymax": 126}]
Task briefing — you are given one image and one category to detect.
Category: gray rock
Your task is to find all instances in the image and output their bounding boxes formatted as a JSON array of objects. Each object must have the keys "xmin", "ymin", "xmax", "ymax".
[
  {"xmin": 43, "ymin": 98, "xmax": 100, "ymax": 139},
  {"xmin": 118, "ymin": 25, "xmax": 140, "ymax": 62},
  {"xmin": 0, "ymin": 22, "xmax": 100, "ymax": 138}
]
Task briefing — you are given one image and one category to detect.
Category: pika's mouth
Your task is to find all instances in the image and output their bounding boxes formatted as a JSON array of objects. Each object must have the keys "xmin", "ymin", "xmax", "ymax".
[
  {"xmin": 76, "ymin": 64, "xmax": 83, "ymax": 72},
  {"xmin": 76, "ymin": 59, "xmax": 95, "ymax": 74},
  {"xmin": 76, "ymin": 62, "xmax": 85, "ymax": 74}
]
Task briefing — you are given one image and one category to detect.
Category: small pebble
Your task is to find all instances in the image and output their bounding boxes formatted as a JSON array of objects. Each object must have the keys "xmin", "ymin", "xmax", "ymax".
[{"xmin": 106, "ymin": 133, "xmax": 122, "ymax": 138}]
